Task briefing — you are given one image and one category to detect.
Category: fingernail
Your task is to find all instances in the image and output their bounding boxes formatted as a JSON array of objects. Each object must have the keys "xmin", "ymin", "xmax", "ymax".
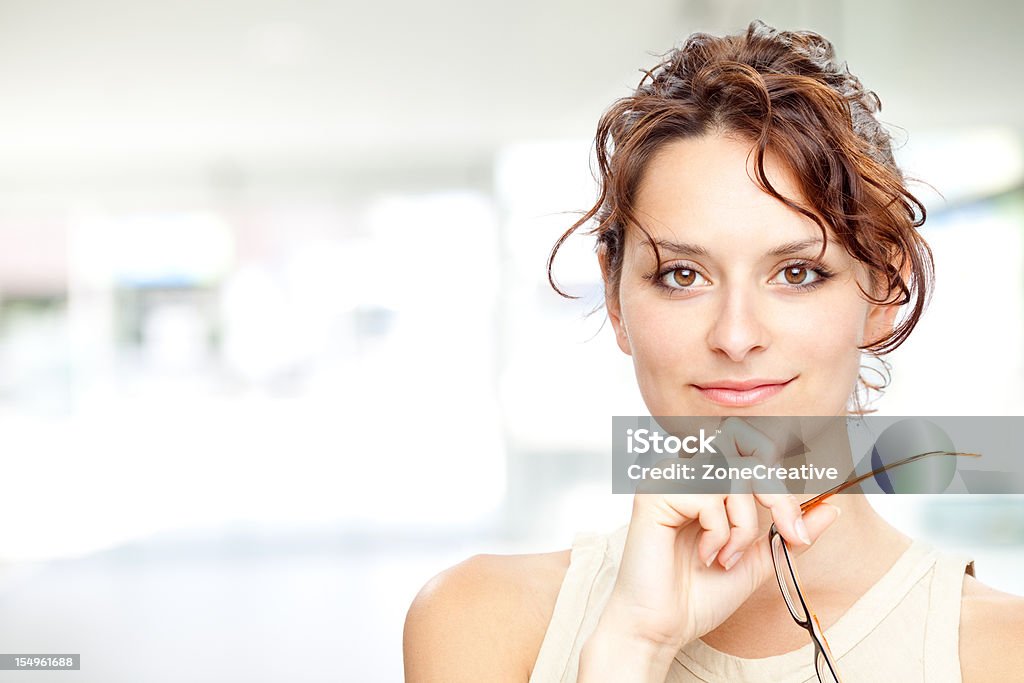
[
  {"xmin": 706, "ymin": 549, "xmax": 720, "ymax": 568},
  {"xmin": 795, "ymin": 517, "xmax": 811, "ymax": 545},
  {"xmin": 724, "ymin": 551, "xmax": 744, "ymax": 570}
]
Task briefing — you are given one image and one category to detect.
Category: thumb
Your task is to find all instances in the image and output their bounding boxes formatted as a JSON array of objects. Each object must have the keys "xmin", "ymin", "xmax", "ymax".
[
  {"xmin": 786, "ymin": 503, "xmax": 842, "ymax": 558},
  {"xmin": 741, "ymin": 503, "xmax": 842, "ymax": 585}
]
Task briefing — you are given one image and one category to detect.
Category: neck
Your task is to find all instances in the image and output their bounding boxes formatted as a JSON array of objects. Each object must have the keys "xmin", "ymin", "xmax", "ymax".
[{"xmin": 756, "ymin": 492, "xmax": 910, "ymax": 589}]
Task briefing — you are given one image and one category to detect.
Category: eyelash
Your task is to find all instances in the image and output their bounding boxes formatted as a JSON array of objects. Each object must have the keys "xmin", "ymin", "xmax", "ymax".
[{"xmin": 645, "ymin": 259, "xmax": 836, "ymax": 296}]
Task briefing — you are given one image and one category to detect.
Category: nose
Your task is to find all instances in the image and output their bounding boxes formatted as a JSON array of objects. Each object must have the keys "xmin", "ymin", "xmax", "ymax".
[{"xmin": 706, "ymin": 287, "xmax": 770, "ymax": 362}]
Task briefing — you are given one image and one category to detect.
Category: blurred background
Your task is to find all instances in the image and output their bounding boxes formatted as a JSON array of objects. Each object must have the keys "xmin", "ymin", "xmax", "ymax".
[{"xmin": 0, "ymin": 0, "xmax": 1022, "ymax": 681}]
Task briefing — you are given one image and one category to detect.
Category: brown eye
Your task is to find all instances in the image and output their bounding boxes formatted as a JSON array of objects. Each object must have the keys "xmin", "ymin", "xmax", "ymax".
[
  {"xmin": 784, "ymin": 266, "xmax": 808, "ymax": 284},
  {"xmin": 672, "ymin": 269, "xmax": 697, "ymax": 287},
  {"xmin": 656, "ymin": 265, "xmax": 709, "ymax": 291},
  {"xmin": 773, "ymin": 264, "xmax": 826, "ymax": 288}
]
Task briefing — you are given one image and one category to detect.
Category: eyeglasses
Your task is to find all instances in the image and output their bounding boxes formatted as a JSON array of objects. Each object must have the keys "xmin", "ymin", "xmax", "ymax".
[{"xmin": 768, "ymin": 448, "xmax": 981, "ymax": 683}]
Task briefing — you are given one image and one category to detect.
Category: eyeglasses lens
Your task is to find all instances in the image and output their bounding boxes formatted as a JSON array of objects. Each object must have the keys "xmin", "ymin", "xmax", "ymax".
[
  {"xmin": 815, "ymin": 648, "xmax": 840, "ymax": 683},
  {"xmin": 772, "ymin": 533, "xmax": 808, "ymax": 623}
]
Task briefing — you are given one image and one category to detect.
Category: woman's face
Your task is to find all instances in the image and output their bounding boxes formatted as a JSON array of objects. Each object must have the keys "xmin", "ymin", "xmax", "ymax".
[{"xmin": 604, "ymin": 133, "xmax": 897, "ymax": 417}]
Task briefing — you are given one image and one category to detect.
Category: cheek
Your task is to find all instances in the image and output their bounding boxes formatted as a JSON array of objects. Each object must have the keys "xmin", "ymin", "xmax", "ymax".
[
  {"xmin": 618, "ymin": 295, "xmax": 703, "ymax": 405},
  {"xmin": 784, "ymin": 295, "xmax": 868, "ymax": 376},
  {"xmin": 621, "ymin": 296, "xmax": 700, "ymax": 364}
]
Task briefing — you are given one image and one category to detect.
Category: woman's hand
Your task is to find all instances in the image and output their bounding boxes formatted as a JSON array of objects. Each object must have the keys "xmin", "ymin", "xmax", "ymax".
[{"xmin": 579, "ymin": 418, "xmax": 841, "ymax": 681}]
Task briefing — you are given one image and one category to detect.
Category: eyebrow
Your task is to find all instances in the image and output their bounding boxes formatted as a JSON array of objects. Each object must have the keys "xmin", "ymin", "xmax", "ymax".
[{"xmin": 649, "ymin": 238, "xmax": 828, "ymax": 257}]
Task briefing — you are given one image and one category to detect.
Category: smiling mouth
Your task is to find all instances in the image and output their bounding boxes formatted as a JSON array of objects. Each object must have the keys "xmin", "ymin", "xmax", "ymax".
[{"xmin": 693, "ymin": 377, "xmax": 796, "ymax": 407}]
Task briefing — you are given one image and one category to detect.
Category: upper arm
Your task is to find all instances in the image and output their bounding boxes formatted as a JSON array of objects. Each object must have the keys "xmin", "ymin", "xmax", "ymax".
[
  {"xmin": 959, "ymin": 575, "xmax": 1024, "ymax": 683},
  {"xmin": 403, "ymin": 552, "xmax": 568, "ymax": 683}
]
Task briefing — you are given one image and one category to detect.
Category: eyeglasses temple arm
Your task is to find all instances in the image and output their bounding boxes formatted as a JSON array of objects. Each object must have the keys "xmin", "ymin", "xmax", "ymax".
[{"xmin": 799, "ymin": 449, "xmax": 981, "ymax": 513}]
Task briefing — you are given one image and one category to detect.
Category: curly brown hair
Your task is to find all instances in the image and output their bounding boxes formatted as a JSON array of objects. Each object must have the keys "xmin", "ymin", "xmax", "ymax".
[{"xmin": 547, "ymin": 19, "xmax": 935, "ymax": 411}]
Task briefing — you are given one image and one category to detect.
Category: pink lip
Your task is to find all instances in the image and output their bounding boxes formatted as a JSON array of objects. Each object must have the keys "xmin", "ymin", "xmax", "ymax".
[{"xmin": 694, "ymin": 377, "xmax": 795, "ymax": 407}]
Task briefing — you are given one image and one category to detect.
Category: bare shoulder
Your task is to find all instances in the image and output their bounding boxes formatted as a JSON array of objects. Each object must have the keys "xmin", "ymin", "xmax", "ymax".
[
  {"xmin": 959, "ymin": 574, "xmax": 1024, "ymax": 682},
  {"xmin": 403, "ymin": 547, "xmax": 572, "ymax": 683}
]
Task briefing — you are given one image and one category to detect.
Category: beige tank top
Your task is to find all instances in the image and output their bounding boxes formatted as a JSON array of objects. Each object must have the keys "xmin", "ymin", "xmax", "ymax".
[{"xmin": 529, "ymin": 524, "xmax": 975, "ymax": 683}]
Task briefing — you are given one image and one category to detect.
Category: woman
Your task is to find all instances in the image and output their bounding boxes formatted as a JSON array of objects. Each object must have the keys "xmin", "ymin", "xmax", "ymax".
[{"xmin": 403, "ymin": 20, "xmax": 1024, "ymax": 682}]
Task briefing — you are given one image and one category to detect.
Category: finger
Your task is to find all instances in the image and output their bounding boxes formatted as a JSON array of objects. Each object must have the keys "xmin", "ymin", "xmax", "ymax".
[
  {"xmin": 753, "ymin": 492, "xmax": 809, "ymax": 546},
  {"xmin": 749, "ymin": 462, "xmax": 791, "ymax": 497},
  {"xmin": 695, "ymin": 497, "xmax": 730, "ymax": 567},
  {"xmin": 712, "ymin": 419, "xmax": 786, "ymax": 499},
  {"xmin": 785, "ymin": 503, "xmax": 842, "ymax": 557},
  {"xmin": 729, "ymin": 502, "xmax": 842, "ymax": 585},
  {"xmin": 719, "ymin": 417, "xmax": 784, "ymax": 465},
  {"xmin": 632, "ymin": 490, "xmax": 716, "ymax": 530},
  {"xmin": 716, "ymin": 494, "xmax": 760, "ymax": 570}
]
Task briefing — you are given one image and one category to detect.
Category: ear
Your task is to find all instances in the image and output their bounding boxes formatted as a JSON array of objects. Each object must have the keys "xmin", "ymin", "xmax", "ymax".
[
  {"xmin": 862, "ymin": 264, "xmax": 906, "ymax": 348},
  {"xmin": 598, "ymin": 242, "xmax": 632, "ymax": 356},
  {"xmin": 864, "ymin": 299, "xmax": 899, "ymax": 348}
]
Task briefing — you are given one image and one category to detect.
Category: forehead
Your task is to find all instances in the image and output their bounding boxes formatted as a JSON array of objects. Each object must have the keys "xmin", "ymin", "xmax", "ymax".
[{"xmin": 630, "ymin": 134, "xmax": 828, "ymax": 253}]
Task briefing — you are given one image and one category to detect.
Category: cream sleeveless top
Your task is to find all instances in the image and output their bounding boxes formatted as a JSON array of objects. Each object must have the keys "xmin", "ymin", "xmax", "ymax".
[{"xmin": 529, "ymin": 524, "xmax": 975, "ymax": 683}]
